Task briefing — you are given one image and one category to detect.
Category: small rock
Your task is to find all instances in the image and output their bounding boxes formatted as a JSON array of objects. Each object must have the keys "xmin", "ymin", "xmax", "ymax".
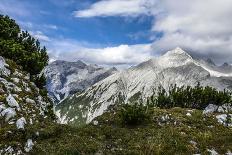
[
  {"xmin": 6, "ymin": 94, "xmax": 20, "ymax": 111},
  {"xmin": 217, "ymin": 106, "xmax": 225, "ymax": 113},
  {"xmin": 8, "ymin": 121, "xmax": 15, "ymax": 124},
  {"xmin": 29, "ymin": 118, "xmax": 33, "ymax": 124},
  {"xmin": 1, "ymin": 107, "xmax": 16, "ymax": 122},
  {"xmin": 216, "ymin": 114, "xmax": 232, "ymax": 127},
  {"xmin": 218, "ymin": 104, "xmax": 232, "ymax": 113},
  {"xmin": 0, "ymin": 104, "xmax": 6, "ymax": 112},
  {"xmin": 5, "ymin": 146, "xmax": 14, "ymax": 154},
  {"xmin": 189, "ymin": 140, "xmax": 197, "ymax": 146},
  {"xmin": 93, "ymin": 120, "xmax": 98, "ymax": 125},
  {"xmin": 26, "ymin": 98, "xmax": 36, "ymax": 104},
  {"xmin": 16, "ymin": 117, "xmax": 27, "ymax": 130},
  {"xmin": 24, "ymin": 139, "xmax": 34, "ymax": 152},
  {"xmin": 186, "ymin": 112, "xmax": 192, "ymax": 116},
  {"xmin": 35, "ymin": 131, "xmax": 39, "ymax": 136},
  {"xmin": 203, "ymin": 104, "xmax": 218, "ymax": 114},
  {"xmin": 207, "ymin": 148, "xmax": 218, "ymax": 155},
  {"xmin": 12, "ymin": 78, "xmax": 20, "ymax": 84},
  {"xmin": 24, "ymin": 74, "xmax": 30, "ymax": 80},
  {"xmin": 226, "ymin": 150, "xmax": 232, "ymax": 155}
]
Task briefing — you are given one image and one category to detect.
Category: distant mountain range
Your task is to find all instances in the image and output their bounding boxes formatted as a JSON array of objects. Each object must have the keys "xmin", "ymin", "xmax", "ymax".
[
  {"xmin": 50, "ymin": 47, "xmax": 232, "ymax": 125},
  {"xmin": 43, "ymin": 60, "xmax": 117, "ymax": 104}
]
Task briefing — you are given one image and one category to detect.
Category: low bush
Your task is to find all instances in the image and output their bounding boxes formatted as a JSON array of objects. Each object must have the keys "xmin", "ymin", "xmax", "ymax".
[
  {"xmin": 148, "ymin": 83, "xmax": 232, "ymax": 109},
  {"xmin": 119, "ymin": 102, "xmax": 150, "ymax": 126}
]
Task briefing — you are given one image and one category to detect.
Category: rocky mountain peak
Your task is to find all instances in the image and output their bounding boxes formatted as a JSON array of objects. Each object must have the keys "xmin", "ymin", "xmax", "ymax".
[
  {"xmin": 164, "ymin": 47, "xmax": 190, "ymax": 57},
  {"xmin": 75, "ymin": 60, "xmax": 87, "ymax": 67},
  {"xmin": 44, "ymin": 60, "xmax": 118, "ymax": 104},
  {"xmin": 206, "ymin": 58, "xmax": 216, "ymax": 66},
  {"xmin": 222, "ymin": 62, "xmax": 230, "ymax": 67},
  {"xmin": 55, "ymin": 48, "xmax": 232, "ymax": 125}
]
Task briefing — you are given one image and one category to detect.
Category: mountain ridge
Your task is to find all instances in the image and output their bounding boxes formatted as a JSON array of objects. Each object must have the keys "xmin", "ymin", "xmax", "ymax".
[
  {"xmin": 43, "ymin": 60, "xmax": 118, "ymax": 104},
  {"xmin": 55, "ymin": 47, "xmax": 232, "ymax": 125}
]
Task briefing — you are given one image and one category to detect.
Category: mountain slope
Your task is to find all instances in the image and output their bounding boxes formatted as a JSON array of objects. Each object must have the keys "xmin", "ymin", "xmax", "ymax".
[
  {"xmin": 0, "ymin": 56, "xmax": 54, "ymax": 154},
  {"xmin": 56, "ymin": 48, "xmax": 232, "ymax": 125},
  {"xmin": 43, "ymin": 60, "xmax": 117, "ymax": 104}
]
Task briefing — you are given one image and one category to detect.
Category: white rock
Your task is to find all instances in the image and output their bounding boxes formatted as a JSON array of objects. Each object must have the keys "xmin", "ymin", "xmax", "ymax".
[
  {"xmin": 93, "ymin": 120, "xmax": 98, "ymax": 125},
  {"xmin": 218, "ymin": 104, "xmax": 232, "ymax": 113},
  {"xmin": 13, "ymin": 70, "xmax": 23, "ymax": 77},
  {"xmin": 216, "ymin": 114, "xmax": 227, "ymax": 124},
  {"xmin": 24, "ymin": 139, "xmax": 34, "ymax": 152},
  {"xmin": 0, "ymin": 104, "xmax": 6, "ymax": 112},
  {"xmin": 207, "ymin": 148, "xmax": 218, "ymax": 155},
  {"xmin": 35, "ymin": 131, "xmax": 39, "ymax": 136},
  {"xmin": 12, "ymin": 94, "xmax": 19, "ymax": 98},
  {"xmin": 217, "ymin": 106, "xmax": 225, "ymax": 113},
  {"xmin": 16, "ymin": 117, "xmax": 27, "ymax": 130},
  {"xmin": 29, "ymin": 118, "xmax": 33, "ymax": 124},
  {"xmin": 16, "ymin": 150, "xmax": 23, "ymax": 155},
  {"xmin": 5, "ymin": 146, "xmax": 14, "ymax": 154},
  {"xmin": 13, "ymin": 86, "xmax": 22, "ymax": 92},
  {"xmin": 161, "ymin": 115, "xmax": 170, "ymax": 122},
  {"xmin": 6, "ymin": 94, "xmax": 20, "ymax": 111},
  {"xmin": 216, "ymin": 114, "xmax": 232, "ymax": 126},
  {"xmin": 1, "ymin": 107, "xmax": 16, "ymax": 122},
  {"xmin": 25, "ymin": 87, "xmax": 31, "ymax": 92},
  {"xmin": 26, "ymin": 98, "xmax": 36, "ymax": 104},
  {"xmin": 186, "ymin": 113, "xmax": 192, "ymax": 116},
  {"xmin": 189, "ymin": 140, "xmax": 197, "ymax": 146},
  {"xmin": 12, "ymin": 78, "xmax": 20, "ymax": 83},
  {"xmin": 203, "ymin": 104, "xmax": 218, "ymax": 114},
  {"xmin": 226, "ymin": 150, "xmax": 232, "ymax": 155},
  {"xmin": 8, "ymin": 121, "xmax": 15, "ymax": 124},
  {"xmin": 0, "ymin": 56, "xmax": 10, "ymax": 76},
  {"xmin": 24, "ymin": 74, "xmax": 30, "ymax": 80}
]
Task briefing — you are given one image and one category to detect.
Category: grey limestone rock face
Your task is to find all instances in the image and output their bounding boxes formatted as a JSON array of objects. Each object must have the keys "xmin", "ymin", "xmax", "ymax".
[
  {"xmin": 43, "ymin": 60, "xmax": 117, "ymax": 104},
  {"xmin": 55, "ymin": 48, "xmax": 232, "ymax": 125}
]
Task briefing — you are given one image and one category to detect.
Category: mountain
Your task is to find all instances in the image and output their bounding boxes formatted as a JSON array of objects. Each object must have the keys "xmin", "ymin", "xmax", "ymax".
[
  {"xmin": 43, "ymin": 60, "xmax": 118, "ymax": 104},
  {"xmin": 197, "ymin": 58, "xmax": 232, "ymax": 77},
  {"xmin": 0, "ymin": 56, "xmax": 54, "ymax": 154},
  {"xmin": 55, "ymin": 47, "xmax": 232, "ymax": 125}
]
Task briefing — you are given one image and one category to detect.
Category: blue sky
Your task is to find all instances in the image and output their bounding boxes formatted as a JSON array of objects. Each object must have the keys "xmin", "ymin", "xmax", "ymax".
[
  {"xmin": 1, "ymin": 0, "xmax": 232, "ymax": 66},
  {"xmin": 10, "ymin": 0, "xmax": 154, "ymax": 45}
]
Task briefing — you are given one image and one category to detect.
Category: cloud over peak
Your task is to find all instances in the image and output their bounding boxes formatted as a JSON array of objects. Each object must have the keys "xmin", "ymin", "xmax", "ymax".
[
  {"xmin": 74, "ymin": 0, "xmax": 157, "ymax": 18},
  {"xmin": 74, "ymin": 0, "xmax": 232, "ymax": 64}
]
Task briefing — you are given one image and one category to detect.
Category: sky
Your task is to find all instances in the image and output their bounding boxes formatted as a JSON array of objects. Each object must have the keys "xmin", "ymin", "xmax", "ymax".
[{"xmin": 0, "ymin": 0, "xmax": 232, "ymax": 67}]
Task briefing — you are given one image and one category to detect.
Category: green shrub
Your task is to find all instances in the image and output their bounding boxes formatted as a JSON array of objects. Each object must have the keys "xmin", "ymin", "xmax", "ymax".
[
  {"xmin": 0, "ymin": 15, "xmax": 48, "ymax": 80},
  {"xmin": 119, "ymin": 103, "xmax": 150, "ymax": 126},
  {"xmin": 149, "ymin": 83, "xmax": 232, "ymax": 109},
  {"xmin": 33, "ymin": 73, "xmax": 47, "ymax": 89}
]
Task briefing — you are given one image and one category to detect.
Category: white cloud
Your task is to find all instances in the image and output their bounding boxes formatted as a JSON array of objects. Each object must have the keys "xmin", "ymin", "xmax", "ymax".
[
  {"xmin": 46, "ymin": 38, "xmax": 153, "ymax": 67},
  {"xmin": 44, "ymin": 24, "xmax": 58, "ymax": 30},
  {"xmin": 74, "ymin": 0, "xmax": 232, "ymax": 64},
  {"xmin": 29, "ymin": 31, "xmax": 51, "ymax": 42},
  {"xmin": 74, "ymin": 0, "xmax": 157, "ymax": 17},
  {"xmin": 150, "ymin": 0, "xmax": 232, "ymax": 64},
  {"xmin": 0, "ymin": 0, "xmax": 30, "ymax": 17}
]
